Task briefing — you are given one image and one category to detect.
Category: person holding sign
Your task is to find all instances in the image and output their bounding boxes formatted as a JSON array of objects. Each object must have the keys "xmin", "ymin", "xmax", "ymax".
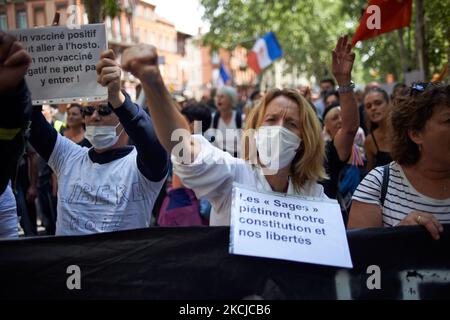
[
  {"xmin": 27, "ymin": 49, "xmax": 168, "ymax": 235},
  {"xmin": 121, "ymin": 36, "xmax": 355, "ymax": 226},
  {"xmin": 0, "ymin": 31, "xmax": 32, "ymax": 238}
]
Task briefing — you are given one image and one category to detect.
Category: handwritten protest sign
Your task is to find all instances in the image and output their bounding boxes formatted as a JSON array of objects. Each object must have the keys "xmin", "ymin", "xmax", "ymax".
[
  {"xmin": 10, "ymin": 24, "xmax": 107, "ymax": 105},
  {"xmin": 230, "ymin": 183, "xmax": 353, "ymax": 268}
]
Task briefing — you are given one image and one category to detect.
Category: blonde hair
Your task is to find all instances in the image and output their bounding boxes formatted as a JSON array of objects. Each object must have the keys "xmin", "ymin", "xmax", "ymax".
[{"xmin": 242, "ymin": 88, "xmax": 327, "ymax": 192}]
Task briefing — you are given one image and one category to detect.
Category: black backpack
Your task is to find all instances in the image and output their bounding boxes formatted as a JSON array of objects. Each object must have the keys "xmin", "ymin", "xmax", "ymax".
[{"xmin": 380, "ymin": 164, "xmax": 390, "ymax": 206}]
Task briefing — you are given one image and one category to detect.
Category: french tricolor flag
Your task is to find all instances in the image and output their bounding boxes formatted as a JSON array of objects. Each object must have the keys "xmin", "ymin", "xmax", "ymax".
[{"xmin": 247, "ymin": 32, "xmax": 283, "ymax": 74}]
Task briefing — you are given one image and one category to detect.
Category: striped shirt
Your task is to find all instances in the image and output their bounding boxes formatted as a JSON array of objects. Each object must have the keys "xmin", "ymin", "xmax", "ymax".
[{"xmin": 352, "ymin": 162, "xmax": 450, "ymax": 227}]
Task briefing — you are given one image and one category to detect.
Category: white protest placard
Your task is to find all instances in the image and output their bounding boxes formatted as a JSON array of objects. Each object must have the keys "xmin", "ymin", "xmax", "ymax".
[
  {"xmin": 9, "ymin": 24, "xmax": 108, "ymax": 105},
  {"xmin": 230, "ymin": 183, "xmax": 353, "ymax": 268}
]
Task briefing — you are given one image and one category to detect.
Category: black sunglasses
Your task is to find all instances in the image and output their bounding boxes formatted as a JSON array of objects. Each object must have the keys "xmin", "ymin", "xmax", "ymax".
[{"xmin": 82, "ymin": 104, "xmax": 113, "ymax": 116}]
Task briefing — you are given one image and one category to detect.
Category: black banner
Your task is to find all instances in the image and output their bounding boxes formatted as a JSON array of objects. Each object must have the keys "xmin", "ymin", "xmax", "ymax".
[{"xmin": 0, "ymin": 225, "xmax": 449, "ymax": 299}]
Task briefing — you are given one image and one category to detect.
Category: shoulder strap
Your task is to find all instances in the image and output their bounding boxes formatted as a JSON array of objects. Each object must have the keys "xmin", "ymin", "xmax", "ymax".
[
  {"xmin": 212, "ymin": 112, "xmax": 221, "ymax": 129},
  {"xmin": 380, "ymin": 164, "xmax": 390, "ymax": 206},
  {"xmin": 371, "ymin": 130, "xmax": 380, "ymax": 152},
  {"xmin": 235, "ymin": 109, "xmax": 242, "ymax": 129}
]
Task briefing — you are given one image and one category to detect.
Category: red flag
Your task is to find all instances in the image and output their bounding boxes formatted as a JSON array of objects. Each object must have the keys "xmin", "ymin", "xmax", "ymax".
[{"xmin": 351, "ymin": 0, "xmax": 412, "ymax": 47}]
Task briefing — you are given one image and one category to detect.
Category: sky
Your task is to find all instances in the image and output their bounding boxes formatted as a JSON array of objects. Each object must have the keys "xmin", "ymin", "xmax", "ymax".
[{"xmin": 150, "ymin": 0, "xmax": 209, "ymax": 35}]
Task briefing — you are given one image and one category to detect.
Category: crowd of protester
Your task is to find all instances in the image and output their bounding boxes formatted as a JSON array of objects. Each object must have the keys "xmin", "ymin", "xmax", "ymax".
[{"xmin": 0, "ymin": 30, "xmax": 449, "ymax": 241}]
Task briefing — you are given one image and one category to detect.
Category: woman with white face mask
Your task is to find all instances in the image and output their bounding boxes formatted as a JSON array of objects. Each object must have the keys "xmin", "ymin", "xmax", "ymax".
[{"xmin": 122, "ymin": 36, "xmax": 356, "ymax": 226}]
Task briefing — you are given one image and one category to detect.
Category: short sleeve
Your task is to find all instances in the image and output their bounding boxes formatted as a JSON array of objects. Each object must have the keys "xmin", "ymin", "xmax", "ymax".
[
  {"xmin": 352, "ymin": 166, "xmax": 383, "ymax": 206},
  {"xmin": 48, "ymin": 134, "xmax": 86, "ymax": 176}
]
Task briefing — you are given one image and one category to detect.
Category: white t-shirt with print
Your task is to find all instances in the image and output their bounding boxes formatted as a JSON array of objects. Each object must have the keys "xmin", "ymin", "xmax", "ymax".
[
  {"xmin": 173, "ymin": 135, "xmax": 327, "ymax": 226},
  {"xmin": 49, "ymin": 135, "xmax": 165, "ymax": 235}
]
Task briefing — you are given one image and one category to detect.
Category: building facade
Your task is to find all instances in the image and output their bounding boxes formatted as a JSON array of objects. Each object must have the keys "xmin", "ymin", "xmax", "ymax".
[{"xmin": 0, "ymin": 0, "xmax": 257, "ymax": 101}]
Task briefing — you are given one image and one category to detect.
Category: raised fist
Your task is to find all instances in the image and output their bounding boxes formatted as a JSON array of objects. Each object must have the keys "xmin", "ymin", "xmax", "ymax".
[
  {"xmin": 121, "ymin": 44, "xmax": 161, "ymax": 83},
  {"xmin": 0, "ymin": 32, "xmax": 32, "ymax": 93},
  {"xmin": 96, "ymin": 49, "xmax": 122, "ymax": 100}
]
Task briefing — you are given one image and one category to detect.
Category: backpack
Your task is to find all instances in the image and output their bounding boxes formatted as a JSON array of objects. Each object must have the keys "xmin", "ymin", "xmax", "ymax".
[
  {"xmin": 339, "ymin": 146, "xmax": 365, "ymax": 194},
  {"xmin": 158, "ymin": 188, "xmax": 208, "ymax": 226},
  {"xmin": 337, "ymin": 144, "xmax": 366, "ymax": 224},
  {"xmin": 380, "ymin": 164, "xmax": 390, "ymax": 207}
]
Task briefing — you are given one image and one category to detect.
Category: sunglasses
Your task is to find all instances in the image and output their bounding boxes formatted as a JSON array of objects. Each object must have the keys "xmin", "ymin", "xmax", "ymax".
[
  {"xmin": 409, "ymin": 82, "xmax": 441, "ymax": 96},
  {"xmin": 82, "ymin": 104, "xmax": 113, "ymax": 116}
]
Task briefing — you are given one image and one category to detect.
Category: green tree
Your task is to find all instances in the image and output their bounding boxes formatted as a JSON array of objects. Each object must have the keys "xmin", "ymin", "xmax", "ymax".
[
  {"xmin": 200, "ymin": 0, "xmax": 349, "ymax": 81},
  {"xmin": 83, "ymin": 0, "xmax": 121, "ymax": 24},
  {"xmin": 424, "ymin": 0, "xmax": 450, "ymax": 78},
  {"xmin": 341, "ymin": 0, "xmax": 449, "ymax": 82},
  {"xmin": 200, "ymin": 0, "xmax": 449, "ymax": 84}
]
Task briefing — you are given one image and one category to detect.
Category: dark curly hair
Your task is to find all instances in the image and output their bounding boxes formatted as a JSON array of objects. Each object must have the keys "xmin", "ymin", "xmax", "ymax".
[{"xmin": 390, "ymin": 83, "xmax": 450, "ymax": 165}]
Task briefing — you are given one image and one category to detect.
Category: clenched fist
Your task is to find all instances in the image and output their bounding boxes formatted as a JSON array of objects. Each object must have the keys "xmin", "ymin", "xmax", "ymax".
[
  {"xmin": 96, "ymin": 49, "xmax": 124, "ymax": 107},
  {"xmin": 121, "ymin": 44, "xmax": 162, "ymax": 84},
  {"xmin": 0, "ymin": 31, "xmax": 32, "ymax": 93}
]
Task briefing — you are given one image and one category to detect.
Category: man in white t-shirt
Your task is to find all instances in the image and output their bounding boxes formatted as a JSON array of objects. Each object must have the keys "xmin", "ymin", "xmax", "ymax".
[{"xmin": 28, "ymin": 50, "xmax": 168, "ymax": 235}]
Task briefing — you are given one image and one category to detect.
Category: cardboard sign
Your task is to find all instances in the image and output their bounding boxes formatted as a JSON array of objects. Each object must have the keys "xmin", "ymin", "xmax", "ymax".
[
  {"xmin": 10, "ymin": 24, "xmax": 108, "ymax": 105},
  {"xmin": 230, "ymin": 183, "xmax": 353, "ymax": 268}
]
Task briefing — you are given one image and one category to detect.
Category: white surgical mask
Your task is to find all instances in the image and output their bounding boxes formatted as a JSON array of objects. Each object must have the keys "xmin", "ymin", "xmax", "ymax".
[
  {"xmin": 85, "ymin": 123, "xmax": 122, "ymax": 149},
  {"xmin": 255, "ymin": 125, "xmax": 301, "ymax": 172}
]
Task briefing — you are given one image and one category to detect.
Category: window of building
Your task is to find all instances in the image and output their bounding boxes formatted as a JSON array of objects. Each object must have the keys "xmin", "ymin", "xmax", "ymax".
[
  {"xmin": 34, "ymin": 7, "xmax": 45, "ymax": 27},
  {"xmin": 135, "ymin": 27, "xmax": 140, "ymax": 43},
  {"xmin": 211, "ymin": 51, "xmax": 220, "ymax": 65},
  {"xmin": 106, "ymin": 17, "xmax": 112, "ymax": 39},
  {"xmin": 126, "ymin": 16, "xmax": 131, "ymax": 42},
  {"xmin": 16, "ymin": 10, "xmax": 28, "ymax": 29},
  {"xmin": 114, "ymin": 17, "xmax": 121, "ymax": 41},
  {"xmin": 158, "ymin": 34, "xmax": 163, "ymax": 49},
  {"xmin": 55, "ymin": 2, "xmax": 68, "ymax": 25},
  {"xmin": 150, "ymin": 32, "xmax": 155, "ymax": 45},
  {"xmin": 0, "ymin": 13, "xmax": 7, "ymax": 31},
  {"xmin": 174, "ymin": 39, "xmax": 178, "ymax": 53}
]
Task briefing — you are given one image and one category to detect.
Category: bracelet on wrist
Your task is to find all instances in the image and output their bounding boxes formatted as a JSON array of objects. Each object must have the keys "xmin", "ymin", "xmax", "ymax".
[{"xmin": 337, "ymin": 81, "xmax": 355, "ymax": 93}]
